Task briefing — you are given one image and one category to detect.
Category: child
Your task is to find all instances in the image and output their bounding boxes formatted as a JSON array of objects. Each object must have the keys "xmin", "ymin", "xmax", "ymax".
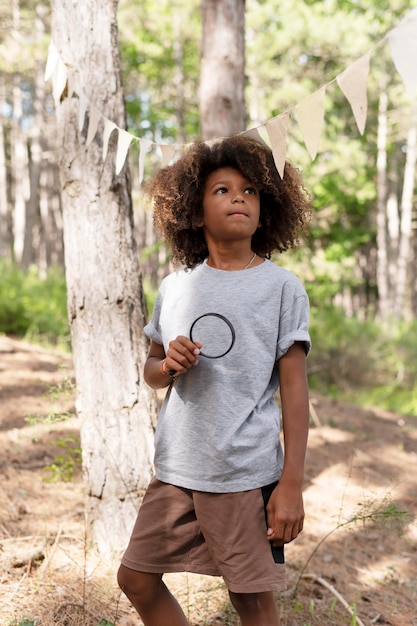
[{"xmin": 118, "ymin": 135, "xmax": 312, "ymax": 626}]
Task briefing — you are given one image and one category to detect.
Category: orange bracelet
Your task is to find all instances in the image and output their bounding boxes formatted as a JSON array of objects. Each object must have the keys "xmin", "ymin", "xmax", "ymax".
[{"xmin": 160, "ymin": 359, "xmax": 175, "ymax": 381}]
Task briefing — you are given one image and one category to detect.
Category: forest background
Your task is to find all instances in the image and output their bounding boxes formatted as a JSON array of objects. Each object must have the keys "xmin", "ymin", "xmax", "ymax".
[
  {"xmin": 0, "ymin": 1, "xmax": 417, "ymax": 625},
  {"xmin": 1, "ymin": 0, "xmax": 417, "ymax": 414}
]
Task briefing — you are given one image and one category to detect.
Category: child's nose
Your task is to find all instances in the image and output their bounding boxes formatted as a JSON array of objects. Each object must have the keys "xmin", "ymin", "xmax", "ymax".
[{"xmin": 232, "ymin": 192, "xmax": 245, "ymax": 203}]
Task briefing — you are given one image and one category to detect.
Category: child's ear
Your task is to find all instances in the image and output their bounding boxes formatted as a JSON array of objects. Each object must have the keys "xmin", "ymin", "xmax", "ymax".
[{"xmin": 195, "ymin": 211, "xmax": 204, "ymax": 228}]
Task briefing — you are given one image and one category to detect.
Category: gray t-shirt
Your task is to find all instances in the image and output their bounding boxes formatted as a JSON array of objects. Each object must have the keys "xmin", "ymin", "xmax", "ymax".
[{"xmin": 144, "ymin": 259, "xmax": 311, "ymax": 493}]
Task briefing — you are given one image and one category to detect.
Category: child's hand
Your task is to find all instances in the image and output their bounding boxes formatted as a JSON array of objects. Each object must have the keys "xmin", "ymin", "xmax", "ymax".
[
  {"xmin": 266, "ymin": 480, "xmax": 304, "ymax": 546},
  {"xmin": 165, "ymin": 336, "xmax": 202, "ymax": 377}
]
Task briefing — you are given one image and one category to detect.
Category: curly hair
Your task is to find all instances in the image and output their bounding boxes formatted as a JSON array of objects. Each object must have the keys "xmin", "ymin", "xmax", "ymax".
[{"xmin": 145, "ymin": 135, "xmax": 312, "ymax": 267}]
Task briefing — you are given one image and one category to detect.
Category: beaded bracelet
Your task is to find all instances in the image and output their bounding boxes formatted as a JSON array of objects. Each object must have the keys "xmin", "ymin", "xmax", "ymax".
[{"xmin": 160, "ymin": 359, "xmax": 176, "ymax": 382}]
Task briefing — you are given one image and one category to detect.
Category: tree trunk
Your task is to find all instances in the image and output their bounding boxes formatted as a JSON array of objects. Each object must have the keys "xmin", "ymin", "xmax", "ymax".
[
  {"xmin": 50, "ymin": 0, "xmax": 157, "ymax": 557},
  {"xmin": 173, "ymin": 13, "xmax": 186, "ymax": 145},
  {"xmin": 11, "ymin": 73, "xmax": 30, "ymax": 265},
  {"xmin": 376, "ymin": 88, "xmax": 390, "ymax": 320},
  {"xmin": 199, "ymin": 0, "xmax": 246, "ymax": 139},
  {"xmin": 0, "ymin": 77, "xmax": 10, "ymax": 258},
  {"xmin": 25, "ymin": 5, "xmax": 48, "ymax": 270},
  {"xmin": 393, "ymin": 97, "xmax": 417, "ymax": 320}
]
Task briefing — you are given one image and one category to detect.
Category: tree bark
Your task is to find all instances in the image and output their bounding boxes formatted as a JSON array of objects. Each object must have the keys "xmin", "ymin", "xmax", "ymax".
[
  {"xmin": 393, "ymin": 97, "xmax": 417, "ymax": 320},
  {"xmin": 11, "ymin": 73, "xmax": 30, "ymax": 265},
  {"xmin": 376, "ymin": 88, "xmax": 390, "ymax": 320},
  {"xmin": 50, "ymin": 0, "xmax": 157, "ymax": 557},
  {"xmin": 199, "ymin": 0, "xmax": 246, "ymax": 139},
  {"xmin": 0, "ymin": 77, "xmax": 10, "ymax": 258}
]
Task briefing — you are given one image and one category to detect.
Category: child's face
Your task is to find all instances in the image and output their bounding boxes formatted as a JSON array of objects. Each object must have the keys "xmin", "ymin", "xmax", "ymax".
[{"xmin": 200, "ymin": 167, "xmax": 261, "ymax": 245}]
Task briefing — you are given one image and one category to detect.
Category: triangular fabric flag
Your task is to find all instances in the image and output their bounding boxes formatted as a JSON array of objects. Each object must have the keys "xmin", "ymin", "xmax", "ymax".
[
  {"xmin": 102, "ymin": 119, "xmax": 117, "ymax": 161},
  {"xmin": 241, "ymin": 126, "xmax": 270, "ymax": 148},
  {"xmin": 388, "ymin": 8, "xmax": 417, "ymax": 96},
  {"xmin": 44, "ymin": 42, "xmax": 59, "ymax": 82},
  {"xmin": 52, "ymin": 57, "xmax": 68, "ymax": 104},
  {"xmin": 159, "ymin": 144, "xmax": 177, "ymax": 167},
  {"xmin": 295, "ymin": 87, "xmax": 326, "ymax": 160},
  {"xmin": 337, "ymin": 52, "xmax": 370, "ymax": 135},
  {"xmin": 86, "ymin": 106, "xmax": 101, "ymax": 147},
  {"xmin": 78, "ymin": 91, "xmax": 89, "ymax": 132},
  {"xmin": 138, "ymin": 138, "xmax": 153, "ymax": 184},
  {"xmin": 115, "ymin": 129, "xmax": 134, "ymax": 175},
  {"xmin": 265, "ymin": 112, "xmax": 289, "ymax": 178},
  {"xmin": 66, "ymin": 72, "xmax": 75, "ymax": 99}
]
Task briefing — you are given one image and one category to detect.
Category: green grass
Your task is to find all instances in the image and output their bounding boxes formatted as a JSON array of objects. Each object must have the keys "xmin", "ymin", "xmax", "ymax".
[
  {"xmin": 0, "ymin": 261, "xmax": 70, "ymax": 349},
  {"xmin": 308, "ymin": 307, "xmax": 417, "ymax": 417}
]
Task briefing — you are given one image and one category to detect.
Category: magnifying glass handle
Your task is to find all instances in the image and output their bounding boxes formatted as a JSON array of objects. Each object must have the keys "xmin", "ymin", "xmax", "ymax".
[{"xmin": 168, "ymin": 369, "xmax": 176, "ymax": 377}]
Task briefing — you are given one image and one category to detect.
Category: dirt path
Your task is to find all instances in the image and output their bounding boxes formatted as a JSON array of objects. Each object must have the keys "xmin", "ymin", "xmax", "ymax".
[{"xmin": 0, "ymin": 335, "xmax": 416, "ymax": 625}]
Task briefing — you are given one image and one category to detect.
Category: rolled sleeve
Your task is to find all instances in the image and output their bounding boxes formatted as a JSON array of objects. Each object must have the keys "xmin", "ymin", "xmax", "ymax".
[{"xmin": 277, "ymin": 292, "xmax": 311, "ymax": 360}]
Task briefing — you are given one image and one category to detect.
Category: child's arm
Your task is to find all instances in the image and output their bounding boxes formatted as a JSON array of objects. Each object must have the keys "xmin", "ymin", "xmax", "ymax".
[
  {"xmin": 266, "ymin": 341, "xmax": 309, "ymax": 546},
  {"xmin": 144, "ymin": 338, "xmax": 201, "ymax": 389}
]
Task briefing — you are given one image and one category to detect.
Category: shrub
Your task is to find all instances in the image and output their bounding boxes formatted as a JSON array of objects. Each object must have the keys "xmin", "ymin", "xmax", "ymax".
[
  {"xmin": 0, "ymin": 261, "xmax": 70, "ymax": 348},
  {"xmin": 308, "ymin": 307, "xmax": 417, "ymax": 415}
]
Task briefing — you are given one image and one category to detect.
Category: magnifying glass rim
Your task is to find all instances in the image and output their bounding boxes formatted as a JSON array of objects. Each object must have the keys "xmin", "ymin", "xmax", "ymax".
[{"xmin": 190, "ymin": 312, "xmax": 236, "ymax": 359}]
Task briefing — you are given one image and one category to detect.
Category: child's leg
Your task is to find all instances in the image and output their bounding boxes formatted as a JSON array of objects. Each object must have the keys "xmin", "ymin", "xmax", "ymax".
[
  {"xmin": 117, "ymin": 564, "xmax": 189, "ymax": 626},
  {"xmin": 229, "ymin": 590, "xmax": 280, "ymax": 626}
]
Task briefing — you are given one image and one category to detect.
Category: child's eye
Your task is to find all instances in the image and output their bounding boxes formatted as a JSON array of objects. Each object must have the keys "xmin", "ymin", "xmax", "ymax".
[
  {"xmin": 215, "ymin": 187, "xmax": 228, "ymax": 194},
  {"xmin": 245, "ymin": 187, "xmax": 257, "ymax": 195}
]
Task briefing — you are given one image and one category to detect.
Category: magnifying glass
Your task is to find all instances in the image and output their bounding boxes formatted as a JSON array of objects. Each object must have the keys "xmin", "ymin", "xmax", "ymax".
[{"xmin": 168, "ymin": 312, "xmax": 236, "ymax": 376}]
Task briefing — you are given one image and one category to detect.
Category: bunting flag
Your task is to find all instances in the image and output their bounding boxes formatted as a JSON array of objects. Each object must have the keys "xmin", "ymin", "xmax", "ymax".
[
  {"xmin": 295, "ymin": 87, "xmax": 326, "ymax": 161},
  {"xmin": 336, "ymin": 52, "xmax": 370, "ymax": 135},
  {"xmin": 86, "ymin": 106, "xmax": 101, "ymax": 147},
  {"xmin": 78, "ymin": 92, "xmax": 89, "ymax": 132},
  {"xmin": 242, "ymin": 127, "xmax": 270, "ymax": 147},
  {"xmin": 116, "ymin": 129, "xmax": 134, "ymax": 175},
  {"xmin": 159, "ymin": 144, "xmax": 177, "ymax": 167},
  {"xmin": 50, "ymin": 50, "xmax": 67, "ymax": 104},
  {"xmin": 265, "ymin": 113, "xmax": 289, "ymax": 178},
  {"xmin": 388, "ymin": 7, "xmax": 417, "ymax": 96},
  {"xmin": 138, "ymin": 138, "xmax": 153, "ymax": 184},
  {"xmin": 44, "ymin": 42, "xmax": 60, "ymax": 82},
  {"xmin": 45, "ymin": 8, "xmax": 417, "ymax": 182},
  {"xmin": 102, "ymin": 119, "xmax": 117, "ymax": 161}
]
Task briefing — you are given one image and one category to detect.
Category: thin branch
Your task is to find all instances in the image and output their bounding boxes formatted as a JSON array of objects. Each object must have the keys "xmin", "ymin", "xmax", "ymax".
[{"xmin": 302, "ymin": 574, "xmax": 366, "ymax": 626}]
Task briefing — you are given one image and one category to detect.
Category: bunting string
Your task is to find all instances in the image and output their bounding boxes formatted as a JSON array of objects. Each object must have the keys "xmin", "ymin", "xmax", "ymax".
[{"xmin": 45, "ymin": 8, "xmax": 417, "ymax": 181}]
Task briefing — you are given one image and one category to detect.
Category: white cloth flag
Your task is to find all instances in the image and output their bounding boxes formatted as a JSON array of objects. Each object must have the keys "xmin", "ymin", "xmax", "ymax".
[
  {"xmin": 388, "ymin": 8, "xmax": 417, "ymax": 96},
  {"xmin": 337, "ymin": 52, "xmax": 370, "ymax": 135},
  {"xmin": 78, "ymin": 92, "xmax": 88, "ymax": 132},
  {"xmin": 51, "ymin": 57, "xmax": 68, "ymax": 104},
  {"xmin": 44, "ymin": 6, "xmax": 417, "ymax": 185},
  {"xmin": 44, "ymin": 42, "xmax": 59, "ymax": 82},
  {"xmin": 159, "ymin": 144, "xmax": 177, "ymax": 167},
  {"xmin": 86, "ymin": 106, "xmax": 101, "ymax": 147},
  {"xmin": 265, "ymin": 112, "xmax": 289, "ymax": 178},
  {"xmin": 242, "ymin": 127, "xmax": 270, "ymax": 148},
  {"xmin": 116, "ymin": 130, "xmax": 134, "ymax": 175},
  {"xmin": 102, "ymin": 119, "xmax": 117, "ymax": 161},
  {"xmin": 138, "ymin": 138, "xmax": 153, "ymax": 184},
  {"xmin": 295, "ymin": 88, "xmax": 326, "ymax": 161}
]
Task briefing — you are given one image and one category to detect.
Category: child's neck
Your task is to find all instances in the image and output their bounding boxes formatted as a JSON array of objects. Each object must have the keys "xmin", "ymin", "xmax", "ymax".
[{"xmin": 206, "ymin": 250, "xmax": 258, "ymax": 271}]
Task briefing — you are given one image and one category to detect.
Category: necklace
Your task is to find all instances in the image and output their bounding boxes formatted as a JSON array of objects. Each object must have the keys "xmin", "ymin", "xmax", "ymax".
[
  {"xmin": 243, "ymin": 252, "xmax": 257, "ymax": 270},
  {"xmin": 206, "ymin": 252, "xmax": 257, "ymax": 270}
]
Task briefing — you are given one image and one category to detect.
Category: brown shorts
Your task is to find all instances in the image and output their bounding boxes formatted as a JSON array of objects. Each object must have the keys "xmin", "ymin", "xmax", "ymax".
[{"xmin": 121, "ymin": 477, "xmax": 286, "ymax": 594}]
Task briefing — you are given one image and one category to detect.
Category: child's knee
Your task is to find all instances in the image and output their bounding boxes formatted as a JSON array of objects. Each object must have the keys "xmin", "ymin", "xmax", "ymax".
[
  {"xmin": 229, "ymin": 590, "xmax": 277, "ymax": 618},
  {"xmin": 117, "ymin": 564, "xmax": 130, "ymax": 592},
  {"xmin": 117, "ymin": 564, "xmax": 160, "ymax": 605},
  {"xmin": 229, "ymin": 591, "xmax": 259, "ymax": 613}
]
